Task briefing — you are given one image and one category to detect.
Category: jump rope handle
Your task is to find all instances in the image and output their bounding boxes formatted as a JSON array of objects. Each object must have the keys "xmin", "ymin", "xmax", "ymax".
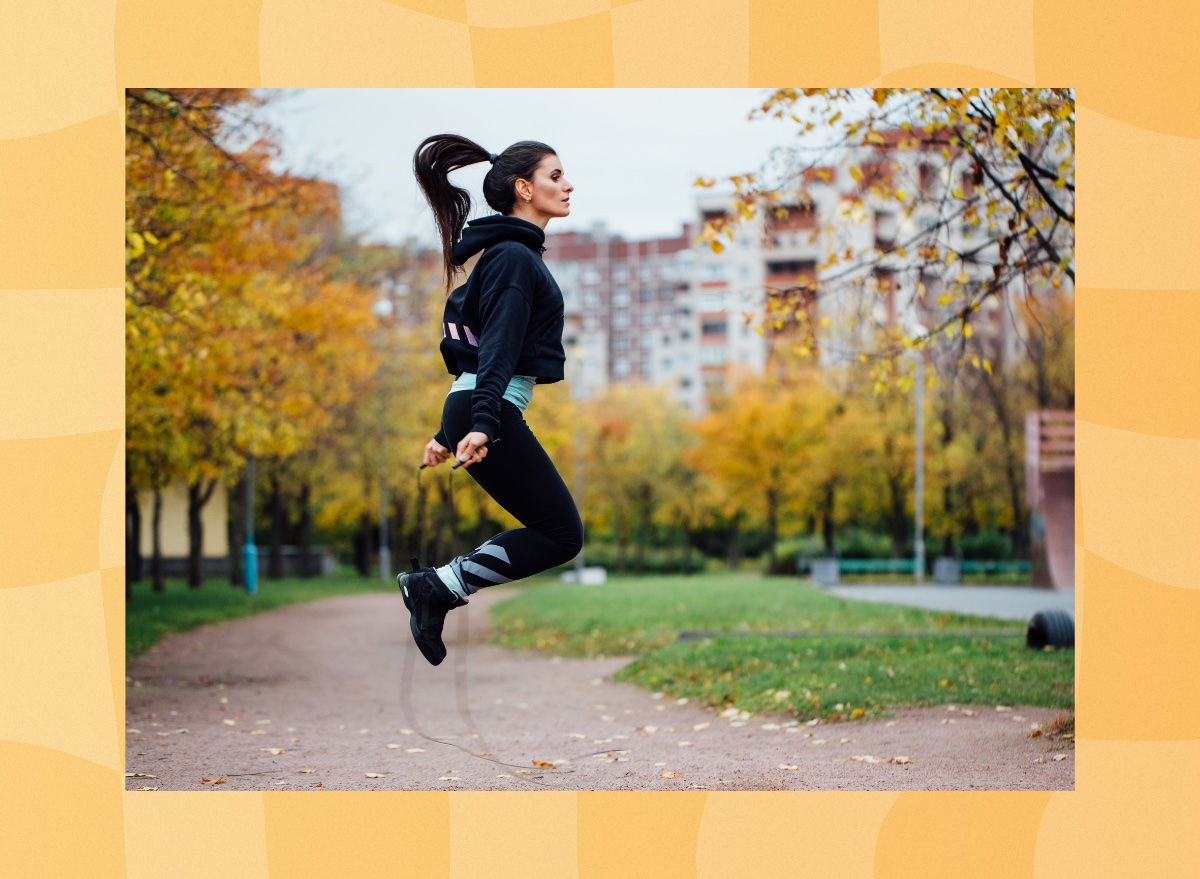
[{"xmin": 417, "ymin": 438, "xmax": 500, "ymax": 471}]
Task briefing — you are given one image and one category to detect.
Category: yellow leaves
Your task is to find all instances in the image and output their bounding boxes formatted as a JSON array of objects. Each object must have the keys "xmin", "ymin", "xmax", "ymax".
[
  {"xmin": 260, "ymin": 748, "xmax": 286, "ymax": 756},
  {"xmin": 962, "ymin": 323, "xmax": 974, "ymax": 339},
  {"xmin": 531, "ymin": 760, "xmax": 554, "ymax": 768},
  {"xmin": 200, "ymin": 777, "xmax": 226, "ymax": 785},
  {"xmin": 660, "ymin": 770, "xmax": 682, "ymax": 779},
  {"xmin": 864, "ymin": 130, "xmax": 885, "ymax": 145},
  {"xmin": 889, "ymin": 756, "xmax": 913, "ymax": 765},
  {"xmin": 938, "ymin": 679, "xmax": 956, "ymax": 690},
  {"xmin": 954, "ymin": 271, "xmax": 971, "ymax": 285},
  {"xmin": 849, "ymin": 165, "xmax": 863, "ymax": 183},
  {"xmin": 850, "ymin": 708, "xmax": 865, "ymax": 719},
  {"xmin": 693, "ymin": 176, "xmax": 715, "ymax": 188}
]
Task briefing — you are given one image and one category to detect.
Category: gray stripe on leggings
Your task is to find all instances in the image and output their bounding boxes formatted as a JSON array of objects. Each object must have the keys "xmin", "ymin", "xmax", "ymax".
[
  {"xmin": 461, "ymin": 560, "xmax": 512, "ymax": 584},
  {"xmin": 475, "ymin": 544, "xmax": 511, "ymax": 565}
]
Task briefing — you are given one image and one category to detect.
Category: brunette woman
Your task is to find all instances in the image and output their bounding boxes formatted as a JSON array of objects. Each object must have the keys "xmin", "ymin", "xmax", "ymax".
[{"xmin": 400, "ymin": 134, "xmax": 582, "ymax": 666}]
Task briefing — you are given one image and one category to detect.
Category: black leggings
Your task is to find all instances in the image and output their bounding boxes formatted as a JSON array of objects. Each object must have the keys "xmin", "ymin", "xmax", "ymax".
[{"xmin": 437, "ymin": 390, "xmax": 583, "ymax": 592}]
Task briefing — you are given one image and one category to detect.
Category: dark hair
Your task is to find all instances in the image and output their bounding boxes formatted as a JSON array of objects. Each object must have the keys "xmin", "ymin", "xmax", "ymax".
[{"xmin": 413, "ymin": 134, "xmax": 557, "ymax": 288}]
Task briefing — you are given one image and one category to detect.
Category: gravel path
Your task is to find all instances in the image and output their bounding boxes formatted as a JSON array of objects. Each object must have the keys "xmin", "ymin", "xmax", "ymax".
[{"xmin": 125, "ymin": 588, "xmax": 1074, "ymax": 792}]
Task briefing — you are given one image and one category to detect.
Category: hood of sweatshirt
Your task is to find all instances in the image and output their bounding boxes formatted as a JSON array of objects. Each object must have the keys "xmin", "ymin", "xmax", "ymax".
[{"xmin": 451, "ymin": 214, "xmax": 546, "ymax": 264}]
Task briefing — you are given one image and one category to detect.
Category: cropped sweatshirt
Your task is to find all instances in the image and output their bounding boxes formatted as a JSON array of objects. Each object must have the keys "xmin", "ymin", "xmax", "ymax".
[{"xmin": 432, "ymin": 214, "xmax": 566, "ymax": 446}]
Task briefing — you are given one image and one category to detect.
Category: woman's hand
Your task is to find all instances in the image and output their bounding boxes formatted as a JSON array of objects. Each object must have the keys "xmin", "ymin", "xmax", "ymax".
[
  {"xmin": 423, "ymin": 438, "xmax": 452, "ymax": 468},
  {"xmin": 455, "ymin": 431, "xmax": 491, "ymax": 468}
]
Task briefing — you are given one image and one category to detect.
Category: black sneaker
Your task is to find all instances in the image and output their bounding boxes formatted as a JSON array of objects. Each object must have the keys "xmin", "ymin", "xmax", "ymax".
[{"xmin": 397, "ymin": 567, "xmax": 467, "ymax": 666}]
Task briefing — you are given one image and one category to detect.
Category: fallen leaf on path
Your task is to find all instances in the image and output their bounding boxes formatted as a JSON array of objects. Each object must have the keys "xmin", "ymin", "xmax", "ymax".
[
  {"xmin": 200, "ymin": 778, "xmax": 225, "ymax": 785},
  {"xmin": 222, "ymin": 720, "xmax": 236, "ymax": 726},
  {"xmin": 255, "ymin": 719, "xmax": 272, "ymax": 725},
  {"xmin": 398, "ymin": 729, "xmax": 413, "ymax": 735},
  {"xmin": 386, "ymin": 744, "xmax": 402, "ymax": 749},
  {"xmin": 359, "ymin": 729, "xmax": 371, "ymax": 734},
  {"xmin": 260, "ymin": 748, "xmax": 285, "ymax": 756},
  {"xmin": 156, "ymin": 728, "xmax": 189, "ymax": 736},
  {"xmin": 778, "ymin": 763, "xmax": 800, "ymax": 770},
  {"xmin": 840, "ymin": 738, "xmax": 854, "ymax": 744},
  {"xmin": 890, "ymin": 756, "xmax": 913, "ymax": 764},
  {"xmin": 761, "ymin": 723, "xmax": 780, "ymax": 731},
  {"xmin": 297, "ymin": 769, "xmax": 316, "ymax": 774},
  {"xmin": 406, "ymin": 748, "xmax": 425, "ymax": 753},
  {"xmin": 961, "ymin": 709, "xmax": 977, "ymax": 716},
  {"xmin": 1029, "ymin": 730, "xmax": 1043, "ymax": 738},
  {"xmin": 496, "ymin": 774, "xmax": 510, "ymax": 778},
  {"xmin": 660, "ymin": 770, "xmax": 681, "ymax": 778},
  {"xmin": 677, "ymin": 741, "xmax": 694, "ymax": 747},
  {"xmin": 125, "ymin": 773, "xmax": 157, "ymax": 779},
  {"xmin": 532, "ymin": 760, "xmax": 554, "ymax": 768},
  {"xmin": 995, "ymin": 705, "xmax": 1012, "ymax": 712},
  {"xmin": 845, "ymin": 755, "xmax": 882, "ymax": 763},
  {"xmin": 364, "ymin": 773, "xmax": 387, "ymax": 778},
  {"xmin": 274, "ymin": 781, "xmax": 290, "ymax": 786},
  {"xmin": 693, "ymin": 722, "xmax": 710, "ymax": 731},
  {"xmin": 1052, "ymin": 754, "xmax": 1069, "ymax": 761},
  {"xmin": 133, "ymin": 786, "xmax": 158, "ymax": 791},
  {"xmin": 568, "ymin": 733, "xmax": 586, "ymax": 739},
  {"xmin": 250, "ymin": 730, "xmax": 266, "ymax": 736},
  {"xmin": 811, "ymin": 739, "xmax": 826, "ymax": 745},
  {"xmin": 515, "ymin": 769, "xmax": 530, "ymax": 774}
]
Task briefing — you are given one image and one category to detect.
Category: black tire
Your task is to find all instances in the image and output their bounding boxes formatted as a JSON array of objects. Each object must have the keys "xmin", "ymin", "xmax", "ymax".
[{"xmin": 1026, "ymin": 608, "xmax": 1074, "ymax": 649}]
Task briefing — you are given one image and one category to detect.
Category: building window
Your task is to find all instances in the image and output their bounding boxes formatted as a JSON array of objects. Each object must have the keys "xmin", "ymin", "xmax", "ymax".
[
  {"xmin": 640, "ymin": 310, "xmax": 655, "ymax": 326},
  {"xmin": 584, "ymin": 291, "xmax": 599, "ymax": 308},
  {"xmin": 680, "ymin": 376, "xmax": 692, "ymax": 389},
  {"xmin": 640, "ymin": 287, "xmax": 653, "ymax": 303},
  {"xmin": 662, "ymin": 358, "xmax": 673, "ymax": 371},
  {"xmin": 614, "ymin": 358, "xmax": 630, "ymax": 376},
  {"xmin": 701, "ymin": 318, "xmax": 726, "ymax": 336},
  {"xmin": 613, "ymin": 311, "xmax": 630, "ymax": 329},
  {"xmin": 700, "ymin": 345, "xmax": 728, "ymax": 366},
  {"xmin": 614, "ymin": 265, "xmax": 628, "ymax": 282},
  {"xmin": 613, "ymin": 287, "xmax": 630, "ymax": 307},
  {"xmin": 614, "ymin": 335, "xmax": 629, "ymax": 351},
  {"xmin": 584, "ymin": 315, "xmax": 598, "ymax": 331}
]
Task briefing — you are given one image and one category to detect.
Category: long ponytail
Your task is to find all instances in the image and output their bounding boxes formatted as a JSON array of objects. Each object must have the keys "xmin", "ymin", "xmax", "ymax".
[{"xmin": 413, "ymin": 134, "xmax": 557, "ymax": 289}]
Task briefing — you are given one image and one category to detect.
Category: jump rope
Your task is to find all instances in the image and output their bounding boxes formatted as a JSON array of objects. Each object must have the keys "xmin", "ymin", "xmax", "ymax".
[{"xmin": 399, "ymin": 447, "xmax": 622, "ymax": 787}]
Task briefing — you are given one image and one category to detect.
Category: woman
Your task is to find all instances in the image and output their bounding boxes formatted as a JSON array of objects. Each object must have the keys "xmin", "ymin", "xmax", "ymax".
[{"xmin": 399, "ymin": 134, "xmax": 583, "ymax": 666}]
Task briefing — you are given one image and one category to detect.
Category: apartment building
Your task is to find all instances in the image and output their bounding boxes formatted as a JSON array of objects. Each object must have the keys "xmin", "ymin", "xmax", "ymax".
[{"xmin": 542, "ymin": 221, "xmax": 702, "ymax": 413}]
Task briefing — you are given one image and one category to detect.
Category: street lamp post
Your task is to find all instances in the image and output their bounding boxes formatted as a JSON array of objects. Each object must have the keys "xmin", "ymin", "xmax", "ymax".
[
  {"xmin": 374, "ymin": 296, "xmax": 394, "ymax": 584},
  {"xmin": 243, "ymin": 456, "xmax": 258, "ymax": 595}
]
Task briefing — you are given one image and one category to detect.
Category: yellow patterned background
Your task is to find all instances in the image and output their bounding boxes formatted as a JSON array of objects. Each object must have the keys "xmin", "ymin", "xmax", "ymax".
[{"xmin": 1, "ymin": 0, "xmax": 1197, "ymax": 874}]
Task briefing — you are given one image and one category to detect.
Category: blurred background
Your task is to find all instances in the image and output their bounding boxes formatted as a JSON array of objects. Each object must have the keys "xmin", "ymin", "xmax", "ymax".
[{"xmin": 125, "ymin": 87, "xmax": 1074, "ymax": 596}]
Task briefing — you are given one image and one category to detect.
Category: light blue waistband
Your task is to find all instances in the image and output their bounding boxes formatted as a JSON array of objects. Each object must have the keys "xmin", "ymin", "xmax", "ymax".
[{"xmin": 448, "ymin": 372, "xmax": 536, "ymax": 412}]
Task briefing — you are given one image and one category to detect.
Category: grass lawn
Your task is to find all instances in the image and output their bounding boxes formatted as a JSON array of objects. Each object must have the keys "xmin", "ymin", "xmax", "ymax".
[
  {"xmin": 126, "ymin": 574, "xmax": 391, "ymax": 661},
  {"xmin": 489, "ymin": 572, "xmax": 1073, "ymax": 722}
]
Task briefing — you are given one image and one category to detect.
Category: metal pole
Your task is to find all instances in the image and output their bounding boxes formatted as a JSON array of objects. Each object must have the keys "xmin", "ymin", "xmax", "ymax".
[
  {"xmin": 913, "ymin": 349, "xmax": 925, "ymax": 584},
  {"xmin": 243, "ymin": 456, "xmax": 258, "ymax": 595},
  {"xmin": 378, "ymin": 376, "xmax": 391, "ymax": 584},
  {"xmin": 574, "ymin": 421, "xmax": 585, "ymax": 580}
]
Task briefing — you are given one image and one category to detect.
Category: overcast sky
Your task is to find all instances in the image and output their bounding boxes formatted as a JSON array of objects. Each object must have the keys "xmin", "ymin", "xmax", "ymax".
[{"xmin": 254, "ymin": 89, "xmax": 825, "ymax": 246}]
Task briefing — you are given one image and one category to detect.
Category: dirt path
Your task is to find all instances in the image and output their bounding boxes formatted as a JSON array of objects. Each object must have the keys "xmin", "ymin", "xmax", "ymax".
[{"xmin": 125, "ymin": 588, "xmax": 1073, "ymax": 792}]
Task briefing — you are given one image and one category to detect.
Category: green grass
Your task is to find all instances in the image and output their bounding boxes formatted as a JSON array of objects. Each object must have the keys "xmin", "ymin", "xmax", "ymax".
[
  {"xmin": 125, "ymin": 575, "xmax": 391, "ymax": 660},
  {"xmin": 615, "ymin": 634, "xmax": 1073, "ymax": 723},
  {"xmin": 489, "ymin": 572, "xmax": 1073, "ymax": 721}
]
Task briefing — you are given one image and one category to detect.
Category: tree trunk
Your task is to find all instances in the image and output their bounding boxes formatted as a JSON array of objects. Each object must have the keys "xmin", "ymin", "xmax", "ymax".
[
  {"xmin": 151, "ymin": 487, "xmax": 164, "ymax": 593},
  {"xmin": 187, "ymin": 478, "xmax": 217, "ymax": 588},
  {"xmin": 125, "ymin": 477, "xmax": 141, "ymax": 597},
  {"xmin": 821, "ymin": 482, "xmax": 836, "ymax": 554},
  {"xmin": 726, "ymin": 516, "xmax": 741, "ymax": 569},
  {"xmin": 634, "ymin": 485, "xmax": 652, "ymax": 576},
  {"xmin": 297, "ymin": 482, "xmax": 313, "ymax": 577},
  {"xmin": 228, "ymin": 474, "xmax": 244, "ymax": 587},
  {"xmin": 355, "ymin": 511, "xmax": 371, "ymax": 577},
  {"xmin": 268, "ymin": 472, "xmax": 285, "ymax": 579},
  {"xmin": 764, "ymin": 486, "xmax": 779, "ymax": 571},
  {"xmin": 682, "ymin": 516, "xmax": 694, "ymax": 575}
]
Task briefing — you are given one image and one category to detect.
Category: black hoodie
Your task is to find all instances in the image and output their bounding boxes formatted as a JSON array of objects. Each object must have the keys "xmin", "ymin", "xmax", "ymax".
[{"xmin": 433, "ymin": 215, "xmax": 566, "ymax": 446}]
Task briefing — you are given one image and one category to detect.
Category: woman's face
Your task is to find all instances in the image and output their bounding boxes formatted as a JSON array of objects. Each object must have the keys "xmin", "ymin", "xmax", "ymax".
[{"xmin": 519, "ymin": 154, "xmax": 572, "ymax": 219}]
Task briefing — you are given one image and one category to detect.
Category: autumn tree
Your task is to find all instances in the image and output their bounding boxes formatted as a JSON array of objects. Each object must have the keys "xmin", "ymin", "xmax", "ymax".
[{"xmin": 700, "ymin": 88, "xmax": 1073, "ymax": 381}]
